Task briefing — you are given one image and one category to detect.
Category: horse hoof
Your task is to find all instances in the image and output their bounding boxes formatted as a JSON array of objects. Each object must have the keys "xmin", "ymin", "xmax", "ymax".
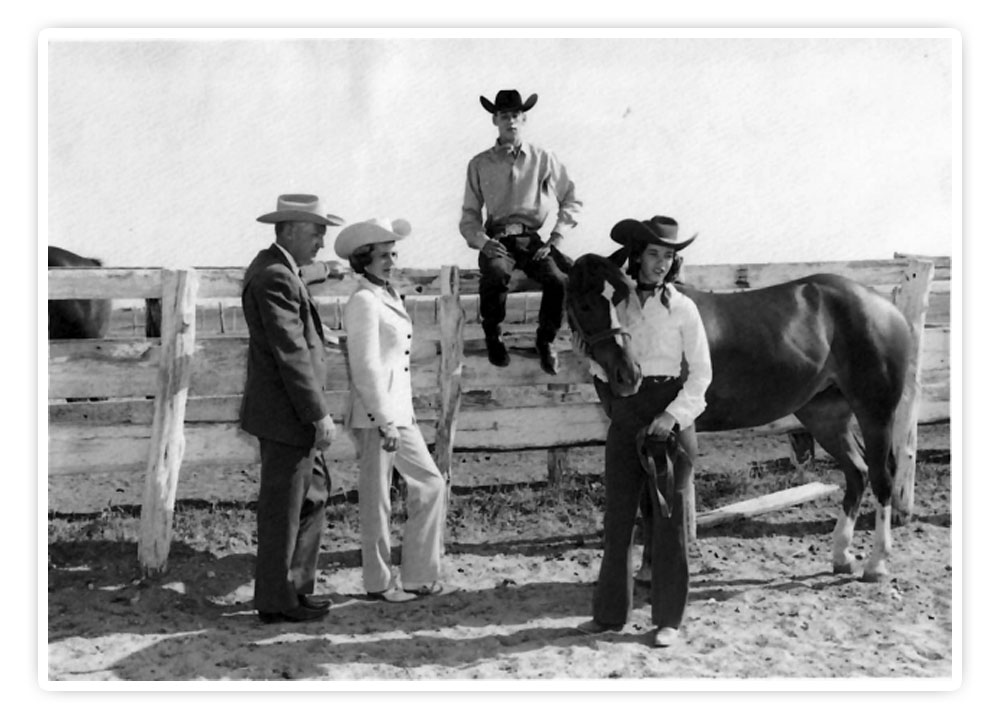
[
  {"xmin": 832, "ymin": 561, "xmax": 857, "ymax": 575},
  {"xmin": 861, "ymin": 566, "xmax": 890, "ymax": 583}
]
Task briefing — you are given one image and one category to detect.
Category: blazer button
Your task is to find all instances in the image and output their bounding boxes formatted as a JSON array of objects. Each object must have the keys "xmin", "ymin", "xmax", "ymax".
[
  {"xmin": 407, "ymin": 334, "xmax": 411, "ymax": 339},
  {"xmin": 404, "ymin": 367, "xmax": 409, "ymax": 372},
  {"xmin": 405, "ymin": 350, "xmax": 410, "ymax": 355}
]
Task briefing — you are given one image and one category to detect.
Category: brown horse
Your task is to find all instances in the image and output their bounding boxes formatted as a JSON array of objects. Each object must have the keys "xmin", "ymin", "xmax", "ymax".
[
  {"xmin": 566, "ymin": 253, "xmax": 912, "ymax": 580},
  {"xmin": 48, "ymin": 246, "xmax": 111, "ymax": 340}
]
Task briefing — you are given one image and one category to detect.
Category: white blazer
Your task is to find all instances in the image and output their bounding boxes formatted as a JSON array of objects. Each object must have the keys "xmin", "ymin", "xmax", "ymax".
[{"xmin": 343, "ymin": 276, "xmax": 416, "ymax": 429}]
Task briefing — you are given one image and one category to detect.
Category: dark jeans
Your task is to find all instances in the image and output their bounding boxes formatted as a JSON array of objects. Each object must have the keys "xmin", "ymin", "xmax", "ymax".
[
  {"xmin": 478, "ymin": 232, "xmax": 568, "ymax": 344},
  {"xmin": 255, "ymin": 440, "xmax": 332, "ymax": 613},
  {"xmin": 592, "ymin": 378, "xmax": 694, "ymax": 629}
]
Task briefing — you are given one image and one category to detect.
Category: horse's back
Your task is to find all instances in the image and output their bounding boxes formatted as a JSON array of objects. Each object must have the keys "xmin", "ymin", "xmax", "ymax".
[
  {"xmin": 677, "ymin": 272, "xmax": 910, "ymax": 430},
  {"xmin": 48, "ymin": 246, "xmax": 111, "ymax": 339}
]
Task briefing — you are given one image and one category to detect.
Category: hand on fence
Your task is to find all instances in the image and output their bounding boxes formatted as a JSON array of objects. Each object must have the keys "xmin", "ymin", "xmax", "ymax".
[{"xmin": 313, "ymin": 415, "xmax": 337, "ymax": 451}]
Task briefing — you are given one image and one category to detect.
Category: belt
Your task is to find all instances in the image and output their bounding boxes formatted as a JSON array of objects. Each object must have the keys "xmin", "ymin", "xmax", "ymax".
[
  {"xmin": 490, "ymin": 222, "xmax": 538, "ymax": 239},
  {"xmin": 643, "ymin": 375, "xmax": 678, "ymax": 384}
]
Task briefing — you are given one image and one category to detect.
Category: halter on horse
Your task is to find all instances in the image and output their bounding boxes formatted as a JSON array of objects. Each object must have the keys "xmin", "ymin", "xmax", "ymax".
[{"xmin": 566, "ymin": 253, "xmax": 912, "ymax": 581}]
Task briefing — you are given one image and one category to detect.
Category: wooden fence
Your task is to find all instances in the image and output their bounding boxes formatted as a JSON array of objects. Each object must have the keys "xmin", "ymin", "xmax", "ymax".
[{"xmin": 46, "ymin": 255, "xmax": 951, "ymax": 573}]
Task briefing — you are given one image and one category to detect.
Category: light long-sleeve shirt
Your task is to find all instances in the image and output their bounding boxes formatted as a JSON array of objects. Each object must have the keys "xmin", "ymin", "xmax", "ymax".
[
  {"xmin": 460, "ymin": 141, "xmax": 582, "ymax": 250},
  {"xmin": 591, "ymin": 286, "xmax": 713, "ymax": 429}
]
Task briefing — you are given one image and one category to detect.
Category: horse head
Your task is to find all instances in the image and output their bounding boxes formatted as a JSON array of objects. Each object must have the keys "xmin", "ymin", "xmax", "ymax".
[{"xmin": 566, "ymin": 253, "xmax": 643, "ymax": 397}]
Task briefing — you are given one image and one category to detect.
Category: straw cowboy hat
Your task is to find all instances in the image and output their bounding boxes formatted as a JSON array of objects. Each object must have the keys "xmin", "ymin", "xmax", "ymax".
[
  {"xmin": 256, "ymin": 194, "xmax": 345, "ymax": 226},
  {"xmin": 610, "ymin": 216, "xmax": 698, "ymax": 252},
  {"xmin": 334, "ymin": 218, "xmax": 412, "ymax": 259},
  {"xmin": 480, "ymin": 89, "xmax": 538, "ymax": 114}
]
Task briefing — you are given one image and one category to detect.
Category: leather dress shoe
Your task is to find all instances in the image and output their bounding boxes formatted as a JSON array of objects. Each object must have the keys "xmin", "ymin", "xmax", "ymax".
[
  {"xmin": 576, "ymin": 619, "xmax": 624, "ymax": 635},
  {"xmin": 485, "ymin": 336, "xmax": 510, "ymax": 367},
  {"xmin": 258, "ymin": 604, "xmax": 329, "ymax": 624},
  {"xmin": 536, "ymin": 338, "xmax": 559, "ymax": 375},
  {"xmin": 298, "ymin": 594, "xmax": 333, "ymax": 610}
]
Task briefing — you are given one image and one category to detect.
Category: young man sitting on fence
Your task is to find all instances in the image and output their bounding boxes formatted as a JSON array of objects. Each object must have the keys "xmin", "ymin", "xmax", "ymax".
[{"xmin": 459, "ymin": 89, "xmax": 582, "ymax": 374}]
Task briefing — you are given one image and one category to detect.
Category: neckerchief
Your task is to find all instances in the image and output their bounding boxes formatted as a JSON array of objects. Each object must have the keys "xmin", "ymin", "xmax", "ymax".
[{"xmin": 636, "ymin": 281, "xmax": 672, "ymax": 311}]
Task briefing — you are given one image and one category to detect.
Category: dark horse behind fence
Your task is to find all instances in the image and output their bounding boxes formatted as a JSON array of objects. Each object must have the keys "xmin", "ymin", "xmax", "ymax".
[
  {"xmin": 566, "ymin": 253, "xmax": 912, "ymax": 581},
  {"xmin": 48, "ymin": 246, "xmax": 111, "ymax": 340}
]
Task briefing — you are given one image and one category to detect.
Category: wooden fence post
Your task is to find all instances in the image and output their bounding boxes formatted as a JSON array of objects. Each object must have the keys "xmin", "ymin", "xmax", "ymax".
[
  {"xmin": 683, "ymin": 479, "xmax": 697, "ymax": 544},
  {"xmin": 435, "ymin": 266, "xmax": 464, "ymax": 547},
  {"xmin": 138, "ymin": 268, "xmax": 198, "ymax": 576},
  {"xmin": 890, "ymin": 258, "xmax": 934, "ymax": 525},
  {"xmin": 547, "ymin": 447, "xmax": 569, "ymax": 485}
]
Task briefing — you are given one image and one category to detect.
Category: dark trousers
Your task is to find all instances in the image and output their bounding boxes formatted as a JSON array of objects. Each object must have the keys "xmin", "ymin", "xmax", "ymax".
[
  {"xmin": 592, "ymin": 378, "xmax": 694, "ymax": 629},
  {"xmin": 255, "ymin": 438, "xmax": 332, "ymax": 613},
  {"xmin": 478, "ymin": 233, "xmax": 568, "ymax": 344}
]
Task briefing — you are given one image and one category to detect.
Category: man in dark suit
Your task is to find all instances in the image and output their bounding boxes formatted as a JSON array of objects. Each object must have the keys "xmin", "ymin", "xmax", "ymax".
[{"xmin": 240, "ymin": 193, "xmax": 343, "ymax": 624}]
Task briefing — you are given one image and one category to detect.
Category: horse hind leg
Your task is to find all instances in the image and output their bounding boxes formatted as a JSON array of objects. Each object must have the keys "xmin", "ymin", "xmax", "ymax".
[
  {"xmin": 793, "ymin": 390, "xmax": 868, "ymax": 576},
  {"xmin": 855, "ymin": 411, "xmax": 897, "ymax": 582}
]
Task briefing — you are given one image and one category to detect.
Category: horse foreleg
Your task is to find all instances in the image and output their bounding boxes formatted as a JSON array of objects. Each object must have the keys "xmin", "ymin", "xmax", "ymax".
[{"xmin": 831, "ymin": 509, "xmax": 860, "ymax": 574}]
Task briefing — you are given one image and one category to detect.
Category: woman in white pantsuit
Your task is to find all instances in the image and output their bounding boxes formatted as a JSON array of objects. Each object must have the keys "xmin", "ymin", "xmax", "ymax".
[{"xmin": 336, "ymin": 218, "xmax": 454, "ymax": 603}]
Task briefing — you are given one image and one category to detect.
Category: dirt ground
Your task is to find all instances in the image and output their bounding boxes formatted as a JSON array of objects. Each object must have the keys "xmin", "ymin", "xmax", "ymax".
[{"xmin": 46, "ymin": 423, "xmax": 953, "ymax": 684}]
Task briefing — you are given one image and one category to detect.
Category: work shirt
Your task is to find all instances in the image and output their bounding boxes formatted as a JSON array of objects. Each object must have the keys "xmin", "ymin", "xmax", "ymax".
[
  {"xmin": 590, "ymin": 285, "xmax": 713, "ymax": 430},
  {"xmin": 460, "ymin": 141, "xmax": 582, "ymax": 250}
]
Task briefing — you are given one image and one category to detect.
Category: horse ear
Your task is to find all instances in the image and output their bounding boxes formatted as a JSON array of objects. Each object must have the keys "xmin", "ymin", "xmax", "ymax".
[
  {"xmin": 602, "ymin": 259, "xmax": 633, "ymax": 306},
  {"xmin": 608, "ymin": 247, "xmax": 629, "ymax": 267}
]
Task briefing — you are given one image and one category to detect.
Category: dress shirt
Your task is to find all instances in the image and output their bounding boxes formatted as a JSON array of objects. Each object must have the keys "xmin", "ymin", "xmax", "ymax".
[
  {"xmin": 590, "ymin": 285, "xmax": 712, "ymax": 429},
  {"xmin": 460, "ymin": 141, "xmax": 581, "ymax": 250}
]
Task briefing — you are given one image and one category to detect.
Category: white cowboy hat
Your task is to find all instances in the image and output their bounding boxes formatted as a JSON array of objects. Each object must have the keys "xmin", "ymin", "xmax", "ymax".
[
  {"xmin": 334, "ymin": 218, "xmax": 412, "ymax": 259},
  {"xmin": 256, "ymin": 194, "xmax": 345, "ymax": 226}
]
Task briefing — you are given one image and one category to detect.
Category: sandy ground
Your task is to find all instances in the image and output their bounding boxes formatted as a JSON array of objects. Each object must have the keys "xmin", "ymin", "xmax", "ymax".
[{"xmin": 46, "ymin": 424, "xmax": 953, "ymax": 683}]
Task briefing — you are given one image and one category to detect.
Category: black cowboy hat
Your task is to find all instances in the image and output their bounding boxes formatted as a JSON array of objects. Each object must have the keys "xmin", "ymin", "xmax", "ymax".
[
  {"xmin": 480, "ymin": 89, "xmax": 538, "ymax": 114},
  {"xmin": 610, "ymin": 216, "xmax": 698, "ymax": 252}
]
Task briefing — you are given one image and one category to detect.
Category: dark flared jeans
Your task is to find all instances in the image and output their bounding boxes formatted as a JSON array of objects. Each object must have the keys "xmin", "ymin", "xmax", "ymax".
[
  {"xmin": 592, "ymin": 378, "xmax": 695, "ymax": 629},
  {"xmin": 478, "ymin": 233, "xmax": 567, "ymax": 344}
]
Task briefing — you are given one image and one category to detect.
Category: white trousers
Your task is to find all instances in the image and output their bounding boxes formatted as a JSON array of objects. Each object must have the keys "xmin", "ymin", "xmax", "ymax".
[{"xmin": 353, "ymin": 425, "xmax": 447, "ymax": 592}]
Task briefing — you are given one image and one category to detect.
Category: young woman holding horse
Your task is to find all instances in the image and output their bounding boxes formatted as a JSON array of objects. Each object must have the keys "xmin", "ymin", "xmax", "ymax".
[{"xmin": 577, "ymin": 216, "xmax": 712, "ymax": 648}]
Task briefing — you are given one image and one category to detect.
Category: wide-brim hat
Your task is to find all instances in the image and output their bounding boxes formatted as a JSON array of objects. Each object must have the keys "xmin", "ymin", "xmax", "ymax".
[
  {"xmin": 257, "ymin": 194, "xmax": 345, "ymax": 226},
  {"xmin": 480, "ymin": 89, "xmax": 538, "ymax": 114},
  {"xmin": 610, "ymin": 216, "xmax": 698, "ymax": 252},
  {"xmin": 334, "ymin": 218, "xmax": 412, "ymax": 259}
]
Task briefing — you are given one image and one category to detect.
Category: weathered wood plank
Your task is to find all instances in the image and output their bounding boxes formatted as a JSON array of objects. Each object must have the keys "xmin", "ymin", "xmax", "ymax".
[
  {"xmin": 48, "ymin": 324, "xmax": 950, "ymax": 409},
  {"xmin": 696, "ymin": 482, "xmax": 841, "ymax": 527},
  {"xmin": 450, "ymin": 404, "xmax": 610, "ymax": 450},
  {"xmin": 48, "ymin": 257, "xmax": 952, "ymax": 302}
]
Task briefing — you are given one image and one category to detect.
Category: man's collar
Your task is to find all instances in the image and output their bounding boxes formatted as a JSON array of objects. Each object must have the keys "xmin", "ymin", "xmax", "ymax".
[
  {"xmin": 272, "ymin": 242, "xmax": 299, "ymax": 275},
  {"xmin": 494, "ymin": 139, "xmax": 525, "ymax": 157}
]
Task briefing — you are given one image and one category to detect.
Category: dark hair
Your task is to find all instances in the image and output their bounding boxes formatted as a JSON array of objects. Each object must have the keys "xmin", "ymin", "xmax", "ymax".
[
  {"xmin": 349, "ymin": 245, "xmax": 375, "ymax": 274},
  {"xmin": 626, "ymin": 241, "xmax": 682, "ymax": 283}
]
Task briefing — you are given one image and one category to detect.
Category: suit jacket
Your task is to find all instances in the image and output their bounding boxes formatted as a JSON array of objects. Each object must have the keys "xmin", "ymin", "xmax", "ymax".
[
  {"xmin": 343, "ymin": 276, "xmax": 416, "ymax": 429},
  {"xmin": 239, "ymin": 244, "xmax": 329, "ymax": 447}
]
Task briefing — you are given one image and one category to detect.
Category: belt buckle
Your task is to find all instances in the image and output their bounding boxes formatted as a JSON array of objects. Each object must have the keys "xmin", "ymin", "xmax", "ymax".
[{"xmin": 502, "ymin": 222, "xmax": 524, "ymax": 237}]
